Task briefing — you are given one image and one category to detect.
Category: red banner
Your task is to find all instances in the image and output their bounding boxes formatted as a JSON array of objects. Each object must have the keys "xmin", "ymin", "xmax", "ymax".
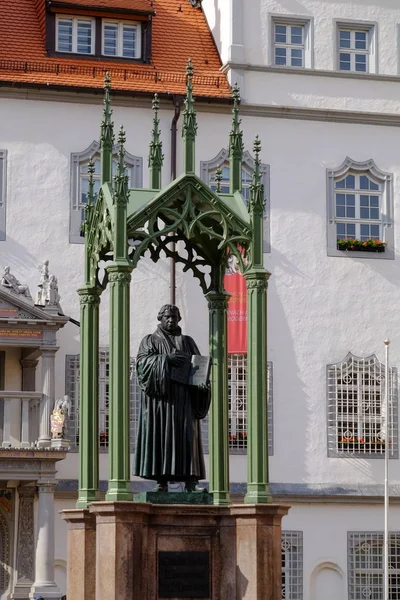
[{"xmin": 224, "ymin": 272, "xmax": 247, "ymax": 354}]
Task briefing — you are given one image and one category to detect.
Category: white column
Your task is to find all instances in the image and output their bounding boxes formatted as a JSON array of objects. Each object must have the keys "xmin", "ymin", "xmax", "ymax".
[
  {"xmin": 2, "ymin": 397, "xmax": 12, "ymax": 447},
  {"xmin": 30, "ymin": 482, "xmax": 61, "ymax": 599},
  {"xmin": 38, "ymin": 349, "xmax": 56, "ymax": 448}
]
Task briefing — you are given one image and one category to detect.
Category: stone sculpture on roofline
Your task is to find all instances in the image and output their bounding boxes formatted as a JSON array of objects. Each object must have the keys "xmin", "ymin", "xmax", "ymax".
[
  {"xmin": 0, "ymin": 266, "xmax": 32, "ymax": 299},
  {"xmin": 35, "ymin": 260, "xmax": 61, "ymax": 308}
]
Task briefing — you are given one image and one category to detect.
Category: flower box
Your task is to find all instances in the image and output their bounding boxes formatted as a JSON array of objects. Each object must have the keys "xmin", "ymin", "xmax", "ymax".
[{"xmin": 337, "ymin": 239, "xmax": 386, "ymax": 252}]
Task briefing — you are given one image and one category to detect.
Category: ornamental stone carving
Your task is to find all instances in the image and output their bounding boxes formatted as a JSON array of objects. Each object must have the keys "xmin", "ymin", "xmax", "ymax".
[
  {"xmin": 107, "ymin": 271, "xmax": 132, "ymax": 283},
  {"xmin": 16, "ymin": 487, "xmax": 35, "ymax": 582},
  {"xmin": 1, "ymin": 267, "xmax": 31, "ymax": 299}
]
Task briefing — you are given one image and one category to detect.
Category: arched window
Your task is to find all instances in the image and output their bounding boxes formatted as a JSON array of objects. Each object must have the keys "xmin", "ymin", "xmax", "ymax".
[
  {"xmin": 200, "ymin": 148, "xmax": 270, "ymax": 253},
  {"xmin": 70, "ymin": 141, "xmax": 143, "ymax": 243},
  {"xmin": 327, "ymin": 352, "xmax": 398, "ymax": 458},
  {"xmin": 327, "ymin": 158, "xmax": 394, "ymax": 259}
]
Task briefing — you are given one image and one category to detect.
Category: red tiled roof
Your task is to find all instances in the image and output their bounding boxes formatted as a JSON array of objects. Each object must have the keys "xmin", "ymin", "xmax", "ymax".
[
  {"xmin": 51, "ymin": 0, "xmax": 153, "ymax": 12},
  {"xmin": 0, "ymin": 0, "xmax": 231, "ymax": 99}
]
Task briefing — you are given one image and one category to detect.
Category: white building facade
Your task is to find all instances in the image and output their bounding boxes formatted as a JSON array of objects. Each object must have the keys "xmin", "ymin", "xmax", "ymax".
[{"xmin": 2, "ymin": 0, "xmax": 400, "ymax": 598}]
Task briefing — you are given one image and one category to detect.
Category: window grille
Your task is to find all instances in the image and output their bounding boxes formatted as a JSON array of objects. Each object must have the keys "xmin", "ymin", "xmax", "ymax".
[
  {"xmin": 102, "ymin": 21, "xmax": 141, "ymax": 59},
  {"xmin": 56, "ymin": 16, "xmax": 95, "ymax": 54},
  {"xmin": 281, "ymin": 531, "xmax": 303, "ymax": 600},
  {"xmin": 228, "ymin": 355, "xmax": 273, "ymax": 455},
  {"xmin": 66, "ymin": 352, "xmax": 273, "ymax": 456},
  {"xmin": 65, "ymin": 350, "xmax": 139, "ymax": 452},
  {"xmin": 348, "ymin": 532, "xmax": 400, "ymax": 599},
  {"xmin": 0, "ymin": 512, "xmax": 10, "ymax": 594},
  {"xmin": 70, "ymin": 142, "xmax": 142, "ymax": 243},
  {"xmin": 200, "ymin": 148, "xmax": 270, "ymax": 252},
  {"xmin": 327, "ymin": 352, "xmax": 398, "ymax": 458}
]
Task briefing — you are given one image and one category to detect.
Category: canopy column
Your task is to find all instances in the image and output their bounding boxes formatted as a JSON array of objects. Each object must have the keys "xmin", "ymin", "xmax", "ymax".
[
  {"xmin": 206, "ymin": 287, "xmax": 230, "ymax": 506},
  {"xmin": 244, "ymin": 135, "xmax": 272, "ymax": 504},
  {"xmin": 77, "ymin": 287, "xmax": 101, "ymax": 508},
  {"xmin": 105, "ymin": 264, "xmax": 132, "ymax": 502}
]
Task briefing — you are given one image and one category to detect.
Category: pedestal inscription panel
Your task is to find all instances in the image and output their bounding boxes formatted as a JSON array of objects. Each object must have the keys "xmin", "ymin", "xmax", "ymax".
[{"xmin": 158, "ymin": 551, "xmax": 210, "ymax": 598}]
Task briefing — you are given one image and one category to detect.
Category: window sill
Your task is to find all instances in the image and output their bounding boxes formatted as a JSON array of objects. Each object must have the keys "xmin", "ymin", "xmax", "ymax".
[
  {"xmin": 337, "ymin": 245, "xmax": 385, "ymax": 253},
  {"xmin": 48, "ymin": 51, "xmax": 147, "ymax": 64}
]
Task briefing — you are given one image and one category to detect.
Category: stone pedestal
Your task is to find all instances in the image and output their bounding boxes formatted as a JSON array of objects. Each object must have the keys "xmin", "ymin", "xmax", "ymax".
[
  {"xmin": 64, "ymin": 501, "xmax": 289, "ymax": 600},
  {"xmin": 61, "ymin": 509, "xmax": 96, "ymax": 600}
]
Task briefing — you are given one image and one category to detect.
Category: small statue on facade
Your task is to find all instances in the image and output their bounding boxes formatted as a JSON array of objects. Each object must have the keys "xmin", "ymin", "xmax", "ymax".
[
  {"xmin": 35, "ymin": 261, "xmax": 61, "ymax": 307},
  {"xmin": 51, "ymin": 395, "xmax": 71, "ymax": 440},
  {"xmin": 0, "ymin": 266, "xmax": 32, "ymax": 299}
]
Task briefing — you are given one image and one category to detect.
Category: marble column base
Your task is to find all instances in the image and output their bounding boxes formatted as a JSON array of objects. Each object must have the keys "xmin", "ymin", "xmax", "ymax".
[
  {"xmin": 28, "ymin": 583, "xmax": 62, "ymax": 599},
  {"xmin": 61, "ymin": 509, "xmax": 96, "ymax": 600},
  {"xmin": 65, "ymin": 501, "xmax": 289, "ymax": 600}
]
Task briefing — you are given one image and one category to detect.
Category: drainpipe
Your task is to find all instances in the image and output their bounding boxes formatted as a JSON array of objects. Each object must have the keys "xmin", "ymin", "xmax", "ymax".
[{"xmin": 170, "ymin": 95, "xmax": 184, "ymax": 305}]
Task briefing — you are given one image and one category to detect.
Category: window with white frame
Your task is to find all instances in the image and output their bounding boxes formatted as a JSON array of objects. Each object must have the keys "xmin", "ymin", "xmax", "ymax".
[
  {"xmin": 348, "ymin": 532, "xmax": 400, "ymax": 599},
  {"xmin": 282, "ymin": 531, "xmax": 303, "ymax": 600},
  {"xmin": 327, "ymin": 352, "xmax": 398, "ymax": 458},
  {"xmin": 70, "ymin": 141, "xmax": 143, "ymax": 243},
  {"xmin": 102, "ymin": 21, "xmax": 141, "ymax": 59},
  {"xmin": 228, "ymin": 355, "xmax": 273, "ymax": 455},
  {"xmin": 271, "ymin": 17, "xmax": 313, "ymax": 69},
  {"xmin": 0, "ymin": 151, "xmax": 6, "ymax": 241},
  {"xmin": 200, "ymin": 148, "xmax": 270, "ymax": 253},
  {"xmin": 337, "ymin": 23, "xmax": 376, "ymax": 74},
  {"xmin": 327, "ymin": 158, "xmax": 394, "ymax": 259},
  {"xmin": 56, "ymin": 16, "xmax": 95, "ymax": 54},
  {"xmin": 65, "ymin": 350, "xmax": 140, "ymax": 452}
]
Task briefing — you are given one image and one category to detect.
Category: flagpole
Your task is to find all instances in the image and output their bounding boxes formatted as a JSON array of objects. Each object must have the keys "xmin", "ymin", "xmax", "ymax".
[{"xmin": 384, "ymin": 339, "xmax": 390, "ymax": 600}]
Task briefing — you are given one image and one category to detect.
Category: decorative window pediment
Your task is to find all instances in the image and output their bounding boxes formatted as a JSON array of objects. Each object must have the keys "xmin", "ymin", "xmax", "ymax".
[
  {"xmin": 70, "ymin": 141, "xmax": 143, "ymax": 244},
  {"xmin": 327, "ymin": 352, "xmax": 398, "ymax": 458},
  {"xmin": 200, "ymin": 148, "xmax": 270, "ymax": 253},
  {"xmin": 327, "ymin": 157, "xmax": 394, "ymax": 259}
]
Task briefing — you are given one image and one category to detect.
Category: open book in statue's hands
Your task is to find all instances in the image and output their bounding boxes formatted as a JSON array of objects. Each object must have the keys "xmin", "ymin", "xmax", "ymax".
[{"xmin": 170, "ymin": 354, "xmax": 211, "ymax": 387}]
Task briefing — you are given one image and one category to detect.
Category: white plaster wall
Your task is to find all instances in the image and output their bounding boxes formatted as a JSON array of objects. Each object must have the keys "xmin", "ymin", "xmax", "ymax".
[
  {"xmin": 203, "ymin": 0, "xmax": 400, "ymax": 110},
  {"xmin": 282, "ymin": 502, "xmax": 400, "ymax": 600}
]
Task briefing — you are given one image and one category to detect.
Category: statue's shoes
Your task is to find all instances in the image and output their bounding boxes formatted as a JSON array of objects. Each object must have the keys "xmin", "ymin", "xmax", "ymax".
[
  {"xmin": 184, "ymin": 482, "xmax": 207, "ymax": 493},
  {"xmin": 153, "ymin": 483, "xmax": 168, "ymax": 492}
]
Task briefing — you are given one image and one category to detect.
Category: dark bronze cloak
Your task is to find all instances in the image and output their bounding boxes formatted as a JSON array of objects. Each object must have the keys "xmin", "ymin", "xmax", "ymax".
[{"xmin": 133, "ymin": 325, "xmax": 211, "ymax": 481}]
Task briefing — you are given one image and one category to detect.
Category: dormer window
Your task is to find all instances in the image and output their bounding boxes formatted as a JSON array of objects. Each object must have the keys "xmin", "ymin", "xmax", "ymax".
[
  {"xmin": 103, "ymin": 21, "xmax": 141, "ymax": 59},
  {"xmin": 56, "ymin": 16, "xmax": 95, "ymax": 55}
]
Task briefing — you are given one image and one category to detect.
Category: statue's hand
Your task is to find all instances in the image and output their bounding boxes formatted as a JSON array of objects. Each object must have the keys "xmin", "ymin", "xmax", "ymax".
[{"xmin": 167, "ymin": 352, "xmax": 187, "ymax": 367}]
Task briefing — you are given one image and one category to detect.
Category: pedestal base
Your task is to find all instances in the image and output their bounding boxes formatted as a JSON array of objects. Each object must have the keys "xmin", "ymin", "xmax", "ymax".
[
  {"xmin": 63, "ymin": 501, "xmax": 289, "ymax": 600},
  {"xmin": 51, "ymin": 438, "xmax": 70, "ymax": 450}
]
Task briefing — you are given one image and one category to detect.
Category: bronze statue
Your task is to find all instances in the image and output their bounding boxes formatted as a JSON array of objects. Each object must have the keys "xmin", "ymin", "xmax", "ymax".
[{"xmin": 133, "ymin": 305, "xmax": 211, "ymax": 492}]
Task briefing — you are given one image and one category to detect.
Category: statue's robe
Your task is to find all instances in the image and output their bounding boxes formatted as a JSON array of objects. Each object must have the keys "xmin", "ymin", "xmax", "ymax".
[{"xmin": 133, "ymin": 325, "xmax": 211, "ymax": 482}]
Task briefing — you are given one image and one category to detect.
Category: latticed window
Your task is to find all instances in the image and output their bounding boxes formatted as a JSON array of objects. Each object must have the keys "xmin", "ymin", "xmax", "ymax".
[
  {"xmin": 281, "ymin": 531, "xmax": 303, "ymax": 600},
  {"xmin": 70, "ymin": 142, "xmax": 142, "ymax": 243},
  {"xmin": 200, "ymin": 148, "xmax": 270, "ymax": 252},
  {"xmin": 327, "ymin": 353, "xmax": 398, "ymax": 458},
  {"xmin": 335, "ymin": 172, "xmax": 382, "ymax": 242},
  {"xmin": 65, "ymin": 350, "xmax": 140, "ymax": 452},
  {"xmin": 228, "ymin": 355, "xmax": 273, "ymax": 455},
  {"xmin": 348, "ymin": 532, "xmax": 400, "ymax": 599}
]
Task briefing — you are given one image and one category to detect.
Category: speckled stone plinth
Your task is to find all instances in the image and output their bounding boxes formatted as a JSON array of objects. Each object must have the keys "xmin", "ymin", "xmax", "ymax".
[
  {"xmin": 65, "ymin": 501, "xmax": 289, "ymax": 600},
  {"xmin": 133, "ymin": 491, "xmax": 213, "ymax": 504}
]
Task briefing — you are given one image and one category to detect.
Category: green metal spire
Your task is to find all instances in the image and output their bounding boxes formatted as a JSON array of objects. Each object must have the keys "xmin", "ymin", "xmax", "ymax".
[
  {"xmin": 215, "ymin": 167, "xmax": 222, "ymax": 193},
  {"xmin": 148, "ymin": 93, "xmax": 164, "ymax": 189},
  {"xmin": 249, "ymin": 135, "xmax": 265, "ymax": 266},
  {"xmin": 100, "ymin": 72, "xmax": 115, "ymax": 185},
  {"xmin": 113, "ymin": 126, "xmax": 129, "ymax": 206},
  {"xmin": 82, "ymin": 157, "xmax": 95, "ymax": 239},
  {"xmin": 182, "ymin": 58, "xmax": 197, "ymax": 173},
  {"xmin": 229, "ymin": 83, "xmax": 243, "ymax": 194}
]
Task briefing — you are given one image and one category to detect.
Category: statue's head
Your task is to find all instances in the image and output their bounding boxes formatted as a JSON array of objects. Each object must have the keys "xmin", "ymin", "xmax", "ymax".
[{"xmin": 157, "ymin": 304, "xmax": 181, "ymax": 333}]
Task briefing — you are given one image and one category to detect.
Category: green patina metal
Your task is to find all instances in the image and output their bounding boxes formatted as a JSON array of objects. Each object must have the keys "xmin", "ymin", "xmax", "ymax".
[
  {"xmin": 77, "ymin": 62, "xmax": 271, "ymax": 508},
  {"xmin": 148, "ymin": 94, "xmax": 164, "ymax": 190}
]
